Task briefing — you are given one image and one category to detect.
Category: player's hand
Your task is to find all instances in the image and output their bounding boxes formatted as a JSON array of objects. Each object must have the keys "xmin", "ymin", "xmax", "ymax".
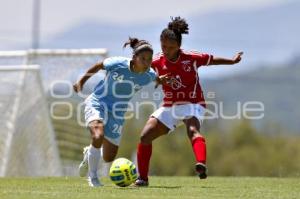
[
  {"xmin": 155, "ymin": 73, "xmax": 172, "ymax": 88},
  {"xmin": 73, "ymin": 82, "xmax": 83, "ymax": 93},
  {"xmin": 232, "ymin": 52, "xmax": 243, "ymax": 64}
]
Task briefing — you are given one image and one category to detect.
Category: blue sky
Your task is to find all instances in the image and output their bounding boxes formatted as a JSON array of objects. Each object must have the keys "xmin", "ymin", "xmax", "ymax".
[{"xmin": 0, "ymin": 0, "xmax": 293, "ymax": 50}]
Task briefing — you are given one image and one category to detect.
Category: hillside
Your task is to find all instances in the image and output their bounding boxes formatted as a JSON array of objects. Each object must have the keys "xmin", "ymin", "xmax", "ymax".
[
  {"xmin": 201, "ymin": 61, "xmax": 300, "ymax": 132},
  {"xmin": 43, "ymin": 1, "xmax": 300, "ymax": 66}
]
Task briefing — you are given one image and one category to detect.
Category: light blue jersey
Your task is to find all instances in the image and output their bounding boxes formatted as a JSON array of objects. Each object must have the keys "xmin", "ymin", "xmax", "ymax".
[
  {"xmin": 91, "ymin": 56, "xmax": 156, "ymax": 114},
  {"xmin": 84, "ymin": 56, "xmax": 156, "ymax": 145}
]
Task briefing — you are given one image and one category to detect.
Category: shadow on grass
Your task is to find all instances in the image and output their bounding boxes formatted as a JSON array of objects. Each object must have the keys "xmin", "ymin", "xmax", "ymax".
[
  {"xmin": 183, "ymin": 185, "xmax": 216, "ymax": 189},
  {"xmin": 200, "ymin": 186, "xmax": 216, "ymax": 189},
  {"xmin": 146, "ymin": 186, "xmax": 182, "ymax": 189},
  {"xmin": 136, "ymin": 185, "xmax": 216, "ymax": 189},
  {"xmin": 116, "ymin": 186, "xmax": 182, "ymax": 189}
]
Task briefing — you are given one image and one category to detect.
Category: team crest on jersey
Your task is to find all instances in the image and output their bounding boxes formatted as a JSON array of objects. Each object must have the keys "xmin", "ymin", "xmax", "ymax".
[
  {"xmin": 162, "ymin": 65, "xmax": 167, "ymax": 70},
  {"xmin": 170, "ymin": 75, "xmax": 186, "ymax": 90},
  {"xmin": 181, "ymin": 60, "xmax": 192, "ymax": 72},
  {"xmin": 183, "ymin": 65, "xmax": 191, "ymax": 72}
]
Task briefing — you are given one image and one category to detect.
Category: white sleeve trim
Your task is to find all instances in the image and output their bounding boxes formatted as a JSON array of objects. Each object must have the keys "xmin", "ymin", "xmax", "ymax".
[{"xmin": 206, "ymin": 55, "xmax": 212, "ymax": 66}]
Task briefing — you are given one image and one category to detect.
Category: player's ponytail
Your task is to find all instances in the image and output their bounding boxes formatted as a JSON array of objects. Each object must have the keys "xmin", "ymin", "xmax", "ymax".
[
  {"xmin": 123, "ymin": 37, "xmax": 140, "ymax": 49},
  {"xmin": 123, "ymin": 37, "xmax": 153, "ymax": 55},
  {"xmin": 161, "ymin": 16, "xmax": 189, "ymax": 46}
]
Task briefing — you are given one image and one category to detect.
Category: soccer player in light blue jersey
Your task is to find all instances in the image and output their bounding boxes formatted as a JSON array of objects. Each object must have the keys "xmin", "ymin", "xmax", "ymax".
[{"xmin": 73, "ymin": 38, "xmax": 169, "ymax": 187}]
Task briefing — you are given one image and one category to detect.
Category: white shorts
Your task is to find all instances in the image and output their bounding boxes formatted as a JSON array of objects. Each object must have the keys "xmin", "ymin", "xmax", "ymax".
[{"xmin": 151, "ymin": 103, "xmax": 206, "ymax": 132}]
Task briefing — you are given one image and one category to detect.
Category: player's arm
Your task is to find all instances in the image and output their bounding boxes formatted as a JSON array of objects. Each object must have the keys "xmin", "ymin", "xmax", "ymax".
[
  {"xmin": 155, "ymin": 73, "xmax": 171, "ymax": 88},
  {"xmin": 73, "ymin": 62, "xmax": 104, "ymax": 93},
  {"xmin": 208, "ymin": 52, "xmax": 243, "ymax": 65}
]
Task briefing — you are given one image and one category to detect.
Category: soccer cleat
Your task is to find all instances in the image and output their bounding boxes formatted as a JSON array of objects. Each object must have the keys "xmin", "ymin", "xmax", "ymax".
[
  {"xmin": 87, "ymin": 177, "xmax": 103, "ymax": 187},
  {"xmin": 195, "ymin": 162, "xmax": 207, "ymax": 179},
  {"xmin": 134, "ymin": 177, "xmax": 149, "ymax": 187},
  {"xmin": 79, "ymin": 146, "xmax": 90, "ymax": 177}
]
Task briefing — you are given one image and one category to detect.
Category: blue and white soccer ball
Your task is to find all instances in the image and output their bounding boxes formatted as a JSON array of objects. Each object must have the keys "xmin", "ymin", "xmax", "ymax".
[{"xmin": 109, "ymin": 158, "xmax": 138, "ymax": 187}]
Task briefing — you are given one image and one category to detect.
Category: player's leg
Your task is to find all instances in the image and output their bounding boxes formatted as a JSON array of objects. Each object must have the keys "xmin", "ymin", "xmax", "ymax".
[
  {"xmin": 135, "ymin": 117, "xmax": 170, "ymax": 186},
  {"xmin": 102, "ymin": 138, "xmax": 119, "ymax": 163},
  {"xmin": 87, "ymin": 120, "xmax": 105, "ymax": 186},
  {"xmin": 183, "ymin": 117, "xmax": 207, "ymax": 179},
  {"xmin": 78, "ymin": 123, "xmax": 104, "ymax": 181},
  {"xmin": 79, "ymin": 101, "xmax": 105, "ymax": 180},
  {"xmin": 140, "ymin": 117, "xmax": 170, "ymax": 144}
]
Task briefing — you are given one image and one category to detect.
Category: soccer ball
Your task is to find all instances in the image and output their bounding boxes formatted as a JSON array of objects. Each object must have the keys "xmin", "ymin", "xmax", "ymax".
[{"xmin": 109, "ymin": 158, "xmax": 138, "ymax": 187}]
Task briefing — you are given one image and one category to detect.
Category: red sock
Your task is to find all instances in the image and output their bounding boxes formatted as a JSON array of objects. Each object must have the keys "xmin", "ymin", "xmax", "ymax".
[
  {"xmin": 137, "ymin": 143, "xmax": 152, "ymax": 181},
  {"xmin": 192, "ymin": 137, "xmax": 206, "ymax": 164}
]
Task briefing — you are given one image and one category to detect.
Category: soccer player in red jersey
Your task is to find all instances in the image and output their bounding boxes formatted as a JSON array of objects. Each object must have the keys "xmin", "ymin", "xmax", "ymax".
[{"xmin": 135, "ymin": 17, "xmax": 243, "ymax": 186}]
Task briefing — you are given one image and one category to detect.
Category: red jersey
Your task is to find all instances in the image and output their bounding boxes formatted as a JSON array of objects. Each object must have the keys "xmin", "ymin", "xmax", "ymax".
[{"xmin": 152, "ymin": 49, "xmax": 213, "ymax": 107}]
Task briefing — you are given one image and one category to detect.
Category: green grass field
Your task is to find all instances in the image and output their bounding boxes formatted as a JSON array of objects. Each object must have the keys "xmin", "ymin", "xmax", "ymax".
[{"xmin": 0, "ymin": 177, "xmax": 299, "ymax": 199}]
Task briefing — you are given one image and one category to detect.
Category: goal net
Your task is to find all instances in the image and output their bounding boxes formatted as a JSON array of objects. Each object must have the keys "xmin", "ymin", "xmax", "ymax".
[
  {"xmin": 0, "ymin": 49, "xmax": 109, "ymax": 176},
  {"xmin": 0, "ymin": 65, "xmax": 62, "ymax": 176}
]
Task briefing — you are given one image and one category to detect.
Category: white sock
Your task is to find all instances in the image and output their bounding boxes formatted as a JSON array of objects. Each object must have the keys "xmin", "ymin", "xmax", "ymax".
[
  {"xmin": 88, "ymin": 145, "xmax": 101, "ymax": 179},
  {"xmin": 100, "ymin": 147, "xmax": 103, "ymax": 157}
]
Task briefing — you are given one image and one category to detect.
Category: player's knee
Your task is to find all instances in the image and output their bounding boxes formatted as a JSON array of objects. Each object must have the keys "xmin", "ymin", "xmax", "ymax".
[
  {"xmin": 93, "ymin": 134, "xmax": 104, "ymax": 141},
  {"xmin": 140, "ymin": 133, "xmax": 151, "ymax": 144},
  {"xmin": 89, "ymin": 123, "xmax": 104, "ymax": 140},
  {"xmin": 91, "ymin": 129, "xmax": 104, "ymax": 141},
  {"xmin": 140, "ymin": 124, "xmax": 153, "ymax": 143},
  {"xmin": 140, "ymin": 128, "xmax": 156, "ymax": 144}
]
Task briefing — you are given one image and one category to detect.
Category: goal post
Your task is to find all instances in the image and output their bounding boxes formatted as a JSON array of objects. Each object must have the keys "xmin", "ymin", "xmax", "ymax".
[
  {"xmin": 0, "ymin": 48, "xmax": 108, "ymax": 176},
  {"xmin": 0, "ymin": 65, "xmax": 63, "ymax": 176}
]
